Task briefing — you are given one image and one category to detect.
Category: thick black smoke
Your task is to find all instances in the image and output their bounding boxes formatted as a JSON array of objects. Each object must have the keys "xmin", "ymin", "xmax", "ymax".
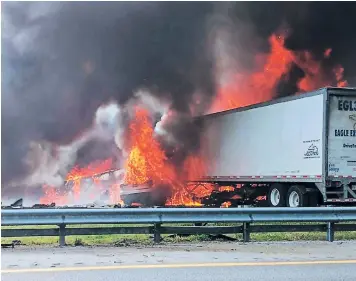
[
  {"xmin": 2, "ymin": 2, "xmax": 356, "ymax": 188},
  {"xmin": 2, "ymin": 2, "xmax": 215, "ymax": 185}
]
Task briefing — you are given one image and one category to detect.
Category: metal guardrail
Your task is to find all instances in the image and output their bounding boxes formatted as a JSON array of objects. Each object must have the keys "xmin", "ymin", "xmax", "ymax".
[{"xmin": 2, "ymin": 207, "xmax": 356, "ymax": 246}]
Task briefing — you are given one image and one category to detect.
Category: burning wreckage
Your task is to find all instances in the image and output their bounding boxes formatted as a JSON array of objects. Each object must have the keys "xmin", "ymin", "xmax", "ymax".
[{"xmin": 6, "ymin": 86, "xmax": 356, "ymax": 210}]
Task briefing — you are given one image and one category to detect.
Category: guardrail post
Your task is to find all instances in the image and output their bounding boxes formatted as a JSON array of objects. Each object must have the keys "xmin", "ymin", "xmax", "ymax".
[
  {"xmin": 58, "ymin": 224, "xmax": 66, "ymax": 247},
  {"xmin": 153, "ymin": 223, "xmax": 161, "ymax": 244},
  {"xmin": 327, "ymin": 222, "xmax": 334, "ymax": 242},
  {"xmin": 243, "ymin": 222, "xmax": 250, "ymax": 243}
]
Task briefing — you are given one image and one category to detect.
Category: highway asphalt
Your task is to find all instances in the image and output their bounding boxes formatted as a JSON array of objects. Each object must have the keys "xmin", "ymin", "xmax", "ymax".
[
  {"xmin": 3, "ymin": 262, "xmax": 356, "ymax": 281},
  {"xmin": 2, "ymin": 241, "xmax": 356, "ymax": 281}
]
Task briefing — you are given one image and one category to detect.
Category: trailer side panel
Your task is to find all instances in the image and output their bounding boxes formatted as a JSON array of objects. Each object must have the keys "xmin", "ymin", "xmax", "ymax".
[{"xmin": 200, "ymin": 91, "xmax": 325, "ymax": 181}]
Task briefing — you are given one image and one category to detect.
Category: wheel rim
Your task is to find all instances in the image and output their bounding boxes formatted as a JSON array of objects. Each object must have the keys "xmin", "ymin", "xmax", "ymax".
[
  {"xmin": 270, "ymin": 188, "xmax": 280, "ymax": 206},
  {"xmin": 289, "ymin": 191, "xmax": 300, "ymax": 207}
]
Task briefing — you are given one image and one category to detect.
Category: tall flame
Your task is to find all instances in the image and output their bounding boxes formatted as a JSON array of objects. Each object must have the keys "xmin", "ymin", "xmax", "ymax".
[
  {"xmin": 210, "ymin": 33, "xmax": 348, "ymax": 113},
  {"xmin": 123, "ymin": 107, "xmax": 176, "ymax": 186},
  {"xmin": 210, "ymin": 34, "xmax": 294, "ymax": 112}
]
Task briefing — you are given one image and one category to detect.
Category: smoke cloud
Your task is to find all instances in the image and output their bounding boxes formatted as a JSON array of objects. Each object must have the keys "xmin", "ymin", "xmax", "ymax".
[{"xmin": 2, "ymin": 2, "xmax": 215, "ymax": 189}]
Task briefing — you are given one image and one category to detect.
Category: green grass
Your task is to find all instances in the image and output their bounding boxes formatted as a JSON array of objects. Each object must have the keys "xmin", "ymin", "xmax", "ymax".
[
  {"xmin": 1, "ymin": 224, "xmax": 152, "ymax": 246},
  {"xmin": 2, "ymin": 223, "xmax": 356, "ymax": 246}
]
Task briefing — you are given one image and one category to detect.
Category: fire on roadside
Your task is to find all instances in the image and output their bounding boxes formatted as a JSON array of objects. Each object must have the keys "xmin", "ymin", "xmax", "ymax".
[
  {"xmin": 123, "ymin": 107, "xmax": 209, "ymax": 206},
  {"xmin": 123, "ymin": 107, "xmax": 176, "ymax": 187},
  {"xmin": 39, "ymin": 32, "xmax": 348, "ymax": 207},
  {"xmin": 40, "ymin": 159, "xmax": 119, "ymax": 206}
]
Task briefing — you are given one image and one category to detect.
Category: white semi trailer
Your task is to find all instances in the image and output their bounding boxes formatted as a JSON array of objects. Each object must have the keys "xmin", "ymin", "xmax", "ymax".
[{"xmin": 193, "ymin": 87, "xmax": 356, "ymax": 207}]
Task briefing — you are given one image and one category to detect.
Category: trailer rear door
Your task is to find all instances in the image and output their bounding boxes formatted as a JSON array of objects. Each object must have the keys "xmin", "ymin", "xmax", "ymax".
[{"xmin": 327, "ymin": 89, "xmax": 356, "ymax": 178}]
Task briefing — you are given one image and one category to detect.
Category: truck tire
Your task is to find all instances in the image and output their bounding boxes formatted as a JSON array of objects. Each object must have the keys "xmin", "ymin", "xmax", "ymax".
[
  {"xmin": 286, "ymin": 185, "xmax": 308, "ymax": 207},
  {"xmin": 268, "ymin": 184, "xmax": 287, "ymax": 207}
]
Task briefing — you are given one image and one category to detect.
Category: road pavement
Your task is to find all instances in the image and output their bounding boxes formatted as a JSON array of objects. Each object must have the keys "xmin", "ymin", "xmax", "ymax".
[{"xmin": 2, "ymin": 241, "xmax": 356, "ymax": 281}]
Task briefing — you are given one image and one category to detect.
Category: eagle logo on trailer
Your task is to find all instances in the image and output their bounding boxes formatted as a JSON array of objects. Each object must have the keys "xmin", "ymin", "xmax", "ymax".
[
  {"xmin": 304, "ymin": 144, "xmax": 319, "ymax": 159},
  {"xmin": 349, "ymin": 114, "xmax": 356, "ymax": 130}
]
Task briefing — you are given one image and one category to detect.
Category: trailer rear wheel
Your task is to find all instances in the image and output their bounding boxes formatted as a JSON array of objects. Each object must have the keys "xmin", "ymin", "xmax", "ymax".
[
  {"xmin": 287, "ymin": 185, "xmax": 308, "ymax": 207},
  {"xmin": 268, "ymin": 184, "xmax": 287, "ymax": 207}
]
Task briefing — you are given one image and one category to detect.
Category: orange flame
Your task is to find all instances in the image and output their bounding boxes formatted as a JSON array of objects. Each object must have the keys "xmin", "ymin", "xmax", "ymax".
[
  {"xmin": 334, "ymin": 66, "xmax": 348, "ymax": 87},
  {"xmin": 65, "ymin": 158, "xmax": 113, "ymax": 200},
  {"xmin": 167, "ymin": 154, "xmax": 214, "ymax": 205},
  {"xmin": 210, "ymin": 33, "xmax": 348, "ymax": 113},
  {"xmin": 123, "ymin": 107, "xmax": 176, "ymax": 186},
  {"xmin": 221, "ymin": 201, "xmax": 232, "ymax": 208},
  {"xmin": 66, "ymin": 158, "xmax": 113, "ymax": 181},
  {"xmin": 324, "ymin": 48, "xmax": 332, "ymax": 58},
  {"xmin": 293, "ymin": 46, "xmax": 349, "ymax": 92},
  {"xmin": 123, "ymin": 108, "xmax": 214, "ymax": 206},
  {"xmin": 211, "ymin": 34, "xmax": 294, "ymax": 112},
  {"xmin": 182, "ymin": 154, "xmax": 207, "ymax": 181},
  {"xmin": 219, "ymin": 186, "xmax": 234, "ymax": 192},
  {"xmin": 40, "ymin": 158, "xmax": 116, "ymax": 205},
  {"xmin": 39, "ymin": 185, "xmax": 67, "ymax": 205}
]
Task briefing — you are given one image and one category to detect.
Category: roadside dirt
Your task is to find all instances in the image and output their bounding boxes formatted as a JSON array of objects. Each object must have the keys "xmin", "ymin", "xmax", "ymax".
[{"xmin": 2, "ymin": 241, "xmax": 356, "ymax": 270}]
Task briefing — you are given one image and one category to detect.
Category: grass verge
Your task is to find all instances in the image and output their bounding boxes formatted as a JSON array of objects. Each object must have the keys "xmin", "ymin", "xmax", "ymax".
[{"xmin": 2, "ymin": 223, "xmax": 356, "ymax": 246}]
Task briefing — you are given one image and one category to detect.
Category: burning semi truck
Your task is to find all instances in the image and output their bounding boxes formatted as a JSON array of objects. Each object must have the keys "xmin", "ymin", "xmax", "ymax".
[
  {"xmin": 120, "ymin": 87, "xmax": 356, "ymax": 207},
  {"xmin": 35, "ymin": 87, "xmax": 356, "ymax": 208}
]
